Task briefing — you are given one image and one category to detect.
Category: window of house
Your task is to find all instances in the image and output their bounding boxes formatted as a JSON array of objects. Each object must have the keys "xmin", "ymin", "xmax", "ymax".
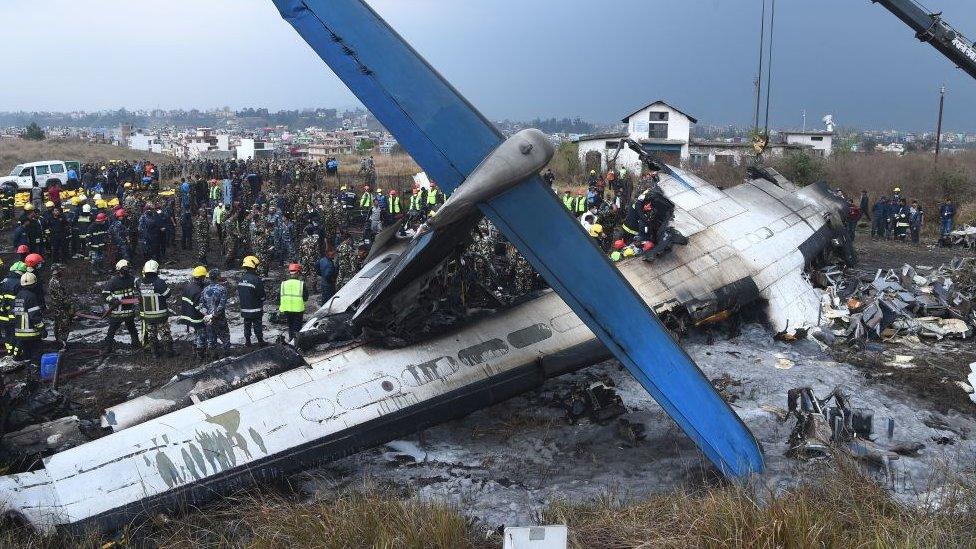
[
  {"xmin": 716, "ymin": 155, "xmax": 736, "ymax": 165},
  {"xmin": 649, "ymin": 111, "xmax": 669, "ymax": 122},
  {"xmin": 648, "ymin": 123, "xmax": 668, "ymax": 139},
  {"xmin": 811, "ymin": 136, "xmax": 824, "ymax": 142},
  {"xmin": 605, "ymin": 141, "xmax": 619, "ymax": 150},
  {"xmin": 690, "ymin": 153, "xmax": 709, "ymax": 165}
]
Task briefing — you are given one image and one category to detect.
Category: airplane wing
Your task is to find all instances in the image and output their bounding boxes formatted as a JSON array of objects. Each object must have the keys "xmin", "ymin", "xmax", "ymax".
[{"xmin": 272, "ymin": 0, "xmax": 763, "ymax": 477}]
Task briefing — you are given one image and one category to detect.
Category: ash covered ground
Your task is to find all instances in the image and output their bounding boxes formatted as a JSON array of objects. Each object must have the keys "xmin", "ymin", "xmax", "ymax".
[{"xmin": 290, "ymin": 236, "xmax": 976, "ymax": 530}]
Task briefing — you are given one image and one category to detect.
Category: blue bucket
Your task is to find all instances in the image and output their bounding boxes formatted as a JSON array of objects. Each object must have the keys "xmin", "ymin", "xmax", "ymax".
[{"xmin": 40, "ymin": 353, "xmax": 60, "ymax": 382}]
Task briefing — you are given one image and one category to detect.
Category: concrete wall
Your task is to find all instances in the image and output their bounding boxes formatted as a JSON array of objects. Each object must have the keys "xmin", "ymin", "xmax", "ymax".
[
  {"xmin": 785, "ymin": 133, "xmax": 833, "ymax": 158},
  {"xmin": 626, "ymin": 102, "xmax": 691, "ymax": 160},
  {"xmin": 577, "ymin": 138, "xmax": 642, "ymax": 176}
]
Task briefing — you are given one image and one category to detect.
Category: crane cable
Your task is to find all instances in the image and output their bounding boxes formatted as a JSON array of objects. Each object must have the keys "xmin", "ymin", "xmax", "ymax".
[{"xmin": 763, "ymin": 0, "xmax": 777, "ymax": 141}]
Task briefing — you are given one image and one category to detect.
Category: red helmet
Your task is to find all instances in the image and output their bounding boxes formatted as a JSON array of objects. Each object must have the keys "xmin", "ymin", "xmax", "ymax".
[
  {"xmin": 288, "ymin": 263, "xmax": 302, "ymax": 273},
  {"xmin": 389, "ymin": 190, "xmax": 398, "ymax": 196},
  {"xmin": 642, "ymin": 241, "xmax": 655, "ymax": 252},
  {"xmin": 642, "ymin": 203, "xmax": 653, "ymax": 212},
  {"xmin": 114, "ymin": 209, "xmax": 126, "ymax": 219},
  {"xmin": 96, "ymin": 213, "xmax": 108, "ymax": 222},
  {"xmin": 15, "ymin": 245, "xmax": 28, "ymax": 254},
  {"xmin": 25, "ymin": 253, "xmax": 43, "ymax": 268},
  {"xmin": 613, "ymin": 239, "xmax": 625, "ymax": 251}
]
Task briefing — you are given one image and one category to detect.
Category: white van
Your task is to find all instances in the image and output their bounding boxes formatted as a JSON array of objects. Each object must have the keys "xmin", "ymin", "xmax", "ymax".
[{"xmin": 0, "ymin": 160, "xmax": 80, "ymax": 190}]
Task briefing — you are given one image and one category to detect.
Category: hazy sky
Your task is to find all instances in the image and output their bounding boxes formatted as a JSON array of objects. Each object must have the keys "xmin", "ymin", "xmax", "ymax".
[{"xmin": 3, "ymin": 0, "xmax": 975, "ymax": 131}]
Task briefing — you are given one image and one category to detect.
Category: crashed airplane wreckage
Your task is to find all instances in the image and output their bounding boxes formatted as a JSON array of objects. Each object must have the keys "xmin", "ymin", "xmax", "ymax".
[{"xmin": 0, "ymin": 0, "xmax": 853, "ymax": 534}]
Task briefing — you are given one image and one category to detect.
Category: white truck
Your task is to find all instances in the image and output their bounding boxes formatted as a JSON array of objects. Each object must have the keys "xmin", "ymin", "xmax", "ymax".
[{"xmin": 0, "ymin": 160, "xmax": 80, "ymax": 190}]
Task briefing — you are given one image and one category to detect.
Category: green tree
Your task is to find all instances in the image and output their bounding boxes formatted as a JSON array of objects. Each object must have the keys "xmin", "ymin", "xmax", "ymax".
[
  {"xmin": 357, "ymin": 139, "xmax": 376, "ymax": 154},
  {"xmin": 774, "ymin": 152, "xmax": 827, "ymax": 186},
  {"xmin": 23, "ymin": 122, "xmax": 45, "ymax": 141}
]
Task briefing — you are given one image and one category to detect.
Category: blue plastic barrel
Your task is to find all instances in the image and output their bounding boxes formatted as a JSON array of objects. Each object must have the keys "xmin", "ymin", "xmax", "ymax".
[{"xmin": 39, "ymin": 353, "xmax": 60, "ymax": 382}]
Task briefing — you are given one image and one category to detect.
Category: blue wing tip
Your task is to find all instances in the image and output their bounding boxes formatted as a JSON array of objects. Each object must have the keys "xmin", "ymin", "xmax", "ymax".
[{"xmin": 271, "ymin": 0, "xmax": 307, "ymax": 20}]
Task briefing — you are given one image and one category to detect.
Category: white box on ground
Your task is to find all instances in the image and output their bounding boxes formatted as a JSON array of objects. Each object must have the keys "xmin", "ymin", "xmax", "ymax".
[{"xmin": 503, "ymin": 525, "xmax": 568, "ymax": 549}]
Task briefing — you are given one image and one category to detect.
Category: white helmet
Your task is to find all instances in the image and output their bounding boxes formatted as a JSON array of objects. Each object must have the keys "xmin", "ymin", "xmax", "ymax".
[
  {"xmin": 20, "ymin": 272, "xmax": 36, "ymax": 286},
  {"xmin": 143, "ymin": 260, "xmax": 159, "ymax": 274},
  {"xmin": 93, "ymin": 194, "xmax": 102, "ymax": 201},
  {"xmin": 82, "ymin": 204, "xmax": 92, "ymax": 213},
  {"xmin": 115, "ymin": 259, "xmax": 129, "ymax": 271}
]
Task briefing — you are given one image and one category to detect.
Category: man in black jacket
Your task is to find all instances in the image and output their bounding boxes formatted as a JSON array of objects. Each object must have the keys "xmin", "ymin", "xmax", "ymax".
[
  {"xmin": 12, "ymin": 271, "xmax": 44, "ymax": 365},
  {"xmin": 101, "ymin": 260, "xmax": 140, "ymax": 354},
  {"xmin": 137, "ymin": 259, "xmax": 174, "ymax": 357},
  {"xmin": 181, "ymin": 266, "xmax": 209, "ymax": 359},
  {"xmin": 0, "ymin": 263, "xmax": 26, "ymax": 356},
  {"xmin": 238, "ymin": 256, "xmax": 267, "ymax": 347}
]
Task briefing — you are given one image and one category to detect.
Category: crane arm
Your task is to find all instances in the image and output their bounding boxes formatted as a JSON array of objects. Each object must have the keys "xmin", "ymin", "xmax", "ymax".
[{"xmin": 872, "ymin": 0, "xmax": 976, "ymax": 80}]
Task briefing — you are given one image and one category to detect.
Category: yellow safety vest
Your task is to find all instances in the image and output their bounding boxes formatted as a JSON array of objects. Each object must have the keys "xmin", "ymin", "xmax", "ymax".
[
  {"xmin": 388, "ymin": 196, "xmax": 401, "ymax": 214},
  {"xmin": 360, "ymin": 192, "xmax": 373, "ymax": 208},
  {"xmin": 279, "ymin": 279, "xmax": 305, "ymax": 313},
  {"xmin": 562, "ymin": 195, "xmax": 573, "ymax": 209},
  {"xmin": 409, "ymin": 194, "xmax": 421, "ymax": 211},
  {"xmin": 426, "ymin": 190, "xmax": 440, "ymax": 205}
]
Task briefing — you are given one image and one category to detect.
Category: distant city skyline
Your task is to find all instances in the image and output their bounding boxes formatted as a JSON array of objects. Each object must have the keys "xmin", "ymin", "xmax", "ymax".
[{"xmin": 2, "ymin": 0, "xmax": 974, "ymax": 132}]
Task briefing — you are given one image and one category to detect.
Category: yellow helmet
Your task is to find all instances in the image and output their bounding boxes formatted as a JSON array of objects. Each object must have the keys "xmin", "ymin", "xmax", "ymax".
[
  {"xmin": 192, "ymin": 266, "xmax": 209, "ymax": 278},
  {"xmin": 96, "ymin": 199, "xmax": 107, "ymax": 209},
  {"xmin": 589, "ymin": 224, "xmax": 604, "ymax": 237},
  {"xmin": 340, "ymin": 185, "xmax": 348, "ymax": 191},
  {"xmin": 71, "ymin": 197, "xmax": 81, "ymax": 205},
  {"xmin": 623, "ymin": 247, "xmax": 636, "ymax": 258},
  {"xmin": 893, "ymin": 187, "xmax": 901, "ymax": 193},
  {"xmin": 23, "ymin": 204, "xmax": 34, "ymax": 211},
  {"xmin": 124, "ymin": 182, "xmax": 132, "ymax": 188},
  {"xmin": 44, "ymin": 201, "xmax": 54, "ymax": 208},
  {"xmin": 242, "ymin": 256, "xmax": 260, "ymax": 269}
]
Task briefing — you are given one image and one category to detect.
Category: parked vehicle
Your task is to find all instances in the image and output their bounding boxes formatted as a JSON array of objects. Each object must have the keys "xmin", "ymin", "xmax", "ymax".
[{"xmin": 0, "ymin": 160, "xmax": 80, "ymax": 190}]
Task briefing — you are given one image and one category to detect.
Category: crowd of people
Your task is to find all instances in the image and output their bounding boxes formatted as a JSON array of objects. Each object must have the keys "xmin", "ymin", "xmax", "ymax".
[
  {"xmin": 844, "ymin": 188, "xmax": 956, "ymax": 244},
  {"xmin": 0, "ymin": 156, "xmax": 460, "ymax": 368}
]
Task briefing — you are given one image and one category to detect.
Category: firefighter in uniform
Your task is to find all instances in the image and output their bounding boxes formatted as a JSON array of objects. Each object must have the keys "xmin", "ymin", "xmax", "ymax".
[
  {"xmin": 137, "ymin": 259, "xmax": 174, "ymax": 357},
  {"xmin": 180, "ymin": 266, "xmax": 209, "ymax": 359},
  {"xmin": 238, "ymin": 256, "xmax": 267, "ymax": 347},
  {"xmin": 102, "ymin": 259, "xmax": 140, "ymax": 353},
  {"xmin": 13, "ymin": 271, "xmax": 44, "ymax": 365},
  {"xmin": 0, "ymin": 262, "xmax": 27, "ymax": 355},
  {"xmin": 279, "ymin": 263, "xmax": 309, "ymax": 342}
]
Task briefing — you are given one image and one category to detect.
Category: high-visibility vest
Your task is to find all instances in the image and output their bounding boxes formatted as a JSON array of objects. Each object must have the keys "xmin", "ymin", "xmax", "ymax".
[
  {"xmin": 279, "ymin": 279, "xmax": 305, "ymax": 313},
  {"xmin": 388, "ymin": 196, "xmax": 401, "ymax": 214},
  {"xmin": 573, "ymin": 196, "xmax": 587, "ymax": 214},
  {"xmin": 409, "ymin": 194, "xmax": 421, "ymax": 211},
  {"xmin": 426, "ymin": 190, "xmax": 440, "ymax": 205},
  {"xmin": 209, "ymin": 186, "xmax": 220, "ymax": 200},
  {"xmin": 562, "ymin": 195, "xmax": 573, "ymax": 209},
  {"xmin": 360, "ymin": 192, "xmax": 373, "ymax": 208}
]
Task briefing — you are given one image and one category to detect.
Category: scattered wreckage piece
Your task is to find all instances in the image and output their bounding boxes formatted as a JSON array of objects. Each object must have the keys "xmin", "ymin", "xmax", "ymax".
[
  {"xmin": 821, "ymin": 259, "xmax": 976, "ymax": 343},
  {"xmin": 785, "ymin": 387, "xmax": 923, "ymax": 483}
]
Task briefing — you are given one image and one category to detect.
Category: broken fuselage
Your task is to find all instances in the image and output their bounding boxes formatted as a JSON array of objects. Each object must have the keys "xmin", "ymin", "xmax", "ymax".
[{"xmin": 0, "ymin": 168, "xmax": 850, "ymax": 533}]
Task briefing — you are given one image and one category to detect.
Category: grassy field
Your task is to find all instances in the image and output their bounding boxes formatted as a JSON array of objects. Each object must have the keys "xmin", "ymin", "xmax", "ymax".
[
  {"xmin": 3, "ymin": 462, "xmax": 974, "ymax": 548},
  {"xmin": 0, "ymin": 138, "xmax": 172, "ymax": 174}
]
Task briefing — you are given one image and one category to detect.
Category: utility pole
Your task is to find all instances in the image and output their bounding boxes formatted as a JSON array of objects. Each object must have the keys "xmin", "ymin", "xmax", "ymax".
[
  {"xmin": 935, "ymin": 85, "xmax": 946, "ymax": 161},
  {"xmin": 802, "ymin": 109, "xmax": 807, "ymax": 131}
]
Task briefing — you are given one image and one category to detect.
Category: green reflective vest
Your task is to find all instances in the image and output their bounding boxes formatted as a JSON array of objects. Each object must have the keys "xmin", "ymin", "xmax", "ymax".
[
  {"xmin": 279, "ymin": 279, "xmax": 305, "ymax": 313},
  {"xmin": 209, "ymin": 185, "xmax": 220, "ymax": 200},
  {"xmin": 409, "ymin": 194, "xmax": 421, "ymax": 211},
  {"xmin": 360, "ymin": 192, "xmax": 373, "ymax": 208},
  {"xmin": 426, "ymin": 189, "xmax": 440, "ymax": 205},
  {"xmin": 562, "ymin": 194, "xmax": 573, "ymax": 209},
  {"xmin": 388, "ymin": 196, "xmax": 401, "ymax": 214}
]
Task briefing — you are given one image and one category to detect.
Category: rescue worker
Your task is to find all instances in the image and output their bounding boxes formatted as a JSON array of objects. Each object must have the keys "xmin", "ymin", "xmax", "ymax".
[
  {"xmin": 110, "ymin": 209, "xmax": 131, "ymax": 262},
  {"xmin": 12, "ymin": 271, "xmax": 44, "ymax": 366},
  {"xmin": 76, "ymin": 203, "xmax": 93, "ymax": 254},
  {"xmin": 279, "ymin": 263, "xmax": 309, "ymax": 342},
  {"xmin": 15, "ymin": 244, "xmax": 28, "ymax": 263},
  {"xmin": 194, "ymin": 206, "xmax": 211, "ymax": 263},
  {"xmin": 238, "ymin": 256, "xmax": 267, "ymax": 347},
  {"xmin": 0, "ymin": 262, "xmax": 26, "ymax": 355},
  {"xmin": 200, "ymin": 268, "xmax": 231, "ymax": 357},
  {"xmin": 424, "ymin": 182, "xmax": 444, "ymax": 213},
  {"xmin": 46, "ymin": 206, "xmax": 68, "ymax": 263},
  {"xmin": 561, "ymin": 190, "xmax": 573, "ymax": 210},
  {"xmin": 317, "ymin": 250, "xmax": 336, "ymax": 306},
  {"xmin": 24, "ymin": 253, "xmax": 46, "ymax": 310},
  {"xmin": 386, "ymin": 189, "xmax": 402, "ymax": 227},
  {"xmin": 180, "ymin": 266, "xmax": 209, "ymax": 359},
  {"xmin": 137, "ymin": 260, "xmax": 174, "ymax": 357},
  {"xmin": 102, "ymin": 259, "xmax": 140, "ymax": 354},
  {"xmin": 48, "ymin": 264, "xmax": 72, "ymax": 350},
  {"xmin": 87, "ymin": 212, "xmax": 109, "ymax": 273},
  {"xmin": 359, "ymin": 184, "xmax": 373, "ymax": 212}
]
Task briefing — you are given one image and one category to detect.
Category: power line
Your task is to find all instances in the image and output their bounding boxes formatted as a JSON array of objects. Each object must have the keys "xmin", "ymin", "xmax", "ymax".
[{"xmin": 754, "ymin": 0, "xmax": 767, "ymax": 131}]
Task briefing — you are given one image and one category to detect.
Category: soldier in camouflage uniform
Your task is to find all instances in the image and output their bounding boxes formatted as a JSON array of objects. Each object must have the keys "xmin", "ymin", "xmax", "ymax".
[
  {"xmin": 334, "ymin": 236, "xmax": 358, "ymax": 290},
  {"xmin": 47, "ymin": 264, "xmax": 73, "ymax": 349},
  {"xmin": 298, "ymin": 226, "xmax": 321, "ymax": 287},
  {"xmin": 325, "ymin": 196, "xmax": 344, "ymax": 246},
  {"xmin": 223, "ymin": 214, "xmax": 242, "ymax": 268},
  {"xmin": 193, "ymin": 207, "xmax": 211, "ymax": 264},
  {"xmin": 509, "ymin": 244, "xmax": 536, "ymax": 295}
]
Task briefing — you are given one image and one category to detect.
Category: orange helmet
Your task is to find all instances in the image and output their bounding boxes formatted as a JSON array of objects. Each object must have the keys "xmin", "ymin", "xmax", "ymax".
[{"xmin": 288, "ymin": 263, "xmax": 301, "ymax": 273}]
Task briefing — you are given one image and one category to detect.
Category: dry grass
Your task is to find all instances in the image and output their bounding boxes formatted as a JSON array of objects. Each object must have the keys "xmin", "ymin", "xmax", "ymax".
[
  {"xmin": 4, "ymin": 461, "xmax": 976, "ymax": 548},
  {"xmin": 0, "ymin": 138, "xmax": 172, "ymax": 174}
]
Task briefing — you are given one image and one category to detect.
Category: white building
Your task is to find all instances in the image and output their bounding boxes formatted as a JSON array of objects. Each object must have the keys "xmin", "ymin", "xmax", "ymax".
[
  {"xmin": 128, "ymin": 132, "xmax": 162, "ymax": 154},
  {"xmin": 237, "ymin": 138, "xmax": 274, "ymax": 161},
  {"xmin": 782, "ymin": 131, "xmax": 834, "ymax": 158}
]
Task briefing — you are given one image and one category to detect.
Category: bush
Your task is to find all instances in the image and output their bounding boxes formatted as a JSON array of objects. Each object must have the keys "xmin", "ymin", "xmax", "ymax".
[
  {"xmin": 772, "ymin": 152, "xmax": 827, "ymax": 186},
  {"xmin": 22, "ymin": 122, "xmax": 45, "ymax": 141}
]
